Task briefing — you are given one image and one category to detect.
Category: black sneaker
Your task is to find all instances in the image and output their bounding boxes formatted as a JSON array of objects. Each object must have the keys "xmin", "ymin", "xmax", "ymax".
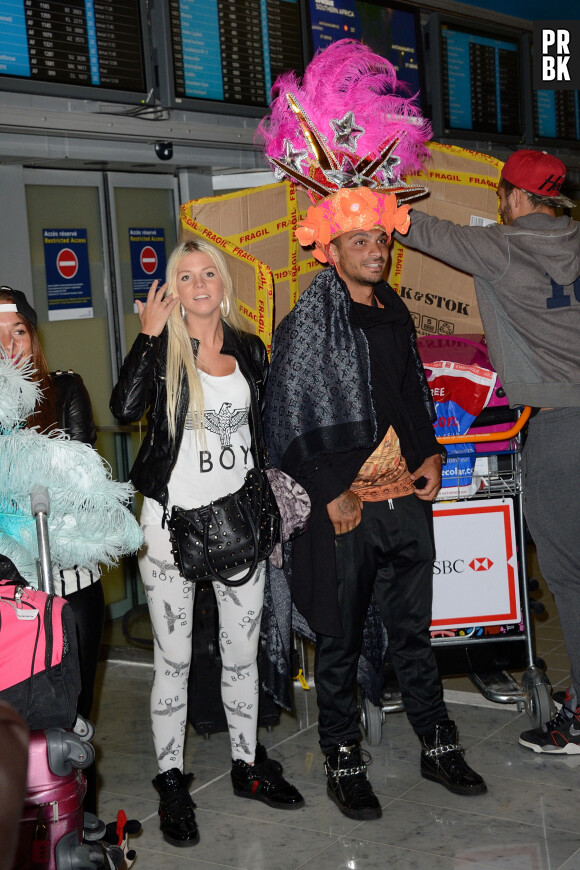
[
  {"xmin": 231, "ymin": 758, "xmax": 304, "ymax": 809},
  {"xmin": 421, "ymin": 720, "xmax": 487, "ymax": 796},
  {"xmin": 519, "ymin": 705, "xmax": 580, "ymax": 754},
  {"xmin": 325, "ymin": 742, "xmax": 382, "ymax": 821},
  {"xmin": 152, "ymin": 768, "xmax": 199, "ymax": 847}
]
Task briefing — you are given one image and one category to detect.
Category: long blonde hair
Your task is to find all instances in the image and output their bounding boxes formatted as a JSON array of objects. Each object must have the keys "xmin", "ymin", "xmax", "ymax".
[{"xmin": 164, "ymin": 239, "xmax": 246, "ymax": 440}]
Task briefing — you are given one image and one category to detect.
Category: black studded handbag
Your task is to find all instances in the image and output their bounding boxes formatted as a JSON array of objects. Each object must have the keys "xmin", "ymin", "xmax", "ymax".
[{"xmin": 167, "ymin": 467, "xmax": 280, "ymax": 587}]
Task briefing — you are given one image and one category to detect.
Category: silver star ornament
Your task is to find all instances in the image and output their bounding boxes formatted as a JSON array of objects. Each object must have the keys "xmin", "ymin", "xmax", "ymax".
[
  {"xmin": 329, "ymin": 112, "xmax": 365, "ymax": 152},
  {"xmin": 279, "ymin": 138, "xmax": 308, "ymax": 174}
]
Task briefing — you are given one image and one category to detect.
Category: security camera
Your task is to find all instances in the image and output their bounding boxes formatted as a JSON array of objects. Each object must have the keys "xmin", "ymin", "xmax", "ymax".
[{"xmin": 155, "ymin": 142, "xmax": 173, "ymax": 161}]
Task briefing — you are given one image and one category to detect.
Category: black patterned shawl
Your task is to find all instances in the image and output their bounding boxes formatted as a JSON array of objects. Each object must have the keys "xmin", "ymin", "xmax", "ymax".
[
  {"xmin": 264, "ymin": 267, "xmax": 377, "ymax": 472},
  {"xmin": 260, "ymin": 266, "xmax": 437, "ymax": 709}
]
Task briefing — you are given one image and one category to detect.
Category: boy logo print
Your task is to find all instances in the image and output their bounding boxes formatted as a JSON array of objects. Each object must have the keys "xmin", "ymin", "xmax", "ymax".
[
  {"xmin": 146, "ymin": 555, "xmax": 176, "ymax": 582},
  {"xmin": 199, "ymin": 403, "xmax": 250, "ymax": 472},
  {"xmin": 205, "ymin": 403, "xmax": 249, "ymax": 447}
]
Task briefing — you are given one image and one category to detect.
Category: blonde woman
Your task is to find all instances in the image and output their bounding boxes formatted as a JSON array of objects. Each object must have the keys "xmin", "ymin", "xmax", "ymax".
[{"xmin": 110, "ymin": 240, "xmax": 303, "ymax": 848}]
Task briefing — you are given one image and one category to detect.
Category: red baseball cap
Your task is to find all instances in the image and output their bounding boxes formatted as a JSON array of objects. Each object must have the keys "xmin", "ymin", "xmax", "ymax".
[{"xmin": 501, "ymin": 149, "xmax": 567, "ymax": 197}]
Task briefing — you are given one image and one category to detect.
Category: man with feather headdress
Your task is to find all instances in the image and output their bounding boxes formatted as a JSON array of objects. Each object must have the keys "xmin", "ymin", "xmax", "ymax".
[{"xmin": 259, "ymin": 40, "xmax": 486, "ymax": 820}]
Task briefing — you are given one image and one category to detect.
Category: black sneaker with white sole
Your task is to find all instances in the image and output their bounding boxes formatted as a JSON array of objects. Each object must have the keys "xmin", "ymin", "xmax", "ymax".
[{"xmin": 519, "ymin": 705, "xmax": 580, "ymax": 754}]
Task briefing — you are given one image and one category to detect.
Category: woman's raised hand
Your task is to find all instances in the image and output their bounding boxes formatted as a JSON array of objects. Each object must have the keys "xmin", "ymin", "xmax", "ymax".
[{"xmin": 137, "ymin": 280, "xmax": 180, "ymax": 337}]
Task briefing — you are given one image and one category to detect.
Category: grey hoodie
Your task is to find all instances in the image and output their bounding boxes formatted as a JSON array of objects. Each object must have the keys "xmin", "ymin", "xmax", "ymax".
[{"xmin": 397, "ymin": 210, "xmax": 580, "ymax": 408}]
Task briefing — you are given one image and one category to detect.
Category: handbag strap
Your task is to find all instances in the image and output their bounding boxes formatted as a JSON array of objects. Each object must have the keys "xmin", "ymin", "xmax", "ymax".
[{"xmin": 200, "ymin": 497, "xmax": 260, "ymax": 587}]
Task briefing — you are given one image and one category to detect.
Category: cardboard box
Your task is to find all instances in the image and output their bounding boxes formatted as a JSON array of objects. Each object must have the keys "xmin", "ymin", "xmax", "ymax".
[
  {"xmin": 389, "ymin": 142, "xmax": 504, "ymax": 336},
  {"xmin": 180, "ymin": 181, "xmax": 315, "ymax": 351},
  {"xmin": 180, "ymin": 142, "xmax": 504, "ymax": 346}
]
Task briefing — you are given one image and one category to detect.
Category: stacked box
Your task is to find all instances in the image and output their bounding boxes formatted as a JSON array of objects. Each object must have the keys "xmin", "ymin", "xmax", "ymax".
[
  {"xmin": 180, "ymin": 142, "xmax": 504, "ymax": 348},
  {"xmin": 389, "ymin": 142, "xmax": 503, "ymax": 336}
]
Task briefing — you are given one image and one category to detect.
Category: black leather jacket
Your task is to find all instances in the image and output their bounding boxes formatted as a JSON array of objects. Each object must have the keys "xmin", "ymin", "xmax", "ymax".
[
  {"xmin": 51, "ymin": 371, "xmax": 97, "ymax": 446},
  {"xmin": 110, "ymin": 323, "xmax": 269, "ymax": 510}
]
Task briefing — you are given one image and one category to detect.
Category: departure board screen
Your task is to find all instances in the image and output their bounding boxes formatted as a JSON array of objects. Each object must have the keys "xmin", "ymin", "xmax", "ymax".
[
  {"xmin": 168, "ymin": 0, "xmax": 304, "ymax": 109},
  {"xmin": 441, "ymin": 22, "xmax": 522, "ymax": 138},
  {"xmin": 534, "ymin": 89, "xmax": 580, "ymax": 144},
  {"xmin": 0, "ymin": 0, "xmax": 148, "ymax": 101},
  {"xmin": 307, "ymin": 0, "xmax": 423, "ymax": 103}
]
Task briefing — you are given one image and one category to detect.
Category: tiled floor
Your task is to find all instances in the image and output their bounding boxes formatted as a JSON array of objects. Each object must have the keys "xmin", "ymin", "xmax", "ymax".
[{"xmin": 94, "ymin": 551, "xmax": 580, "ymax": 870}]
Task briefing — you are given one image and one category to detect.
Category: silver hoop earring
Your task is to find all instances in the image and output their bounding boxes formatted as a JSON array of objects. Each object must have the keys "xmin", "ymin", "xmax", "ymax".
[
  {"xmin": 220, "ymin": 296, "xmax": 230, "ymax": 318},
  {"xmin": 180, "ymin": 303, "xmax": 186, "ymax": 318}
]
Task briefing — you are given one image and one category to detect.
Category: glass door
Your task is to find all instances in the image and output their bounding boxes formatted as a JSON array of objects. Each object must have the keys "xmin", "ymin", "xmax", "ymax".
[{"xmin": 24, "ymin": 169, "xmax": 179, "ymax": 617}]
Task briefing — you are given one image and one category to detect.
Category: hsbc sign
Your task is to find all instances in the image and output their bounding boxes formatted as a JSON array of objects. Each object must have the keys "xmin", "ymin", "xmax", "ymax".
[{"xmin": 430, "ymin": 499, "xmax": 520, "ymax": 631}]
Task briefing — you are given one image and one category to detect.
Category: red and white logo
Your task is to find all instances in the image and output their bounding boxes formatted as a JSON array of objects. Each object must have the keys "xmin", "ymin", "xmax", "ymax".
[
  {"xmin": 140, "ymin": 246, "xmax": 158, "ymax": 275},
  {"xmin": 469, "ymin": 557, "xmax": 494, "ymax": 572},
  {"xmin": 56, "ymin": 248, "xmax": 78, "ymax": 280}
]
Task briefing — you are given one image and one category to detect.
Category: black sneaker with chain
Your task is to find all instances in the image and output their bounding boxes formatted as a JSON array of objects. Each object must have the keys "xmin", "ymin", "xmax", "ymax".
[
  {"xmin": 421, "ymin": 720, "xmax": 487, "ymax": 796},
  {"xmin": 231, "ymin": 758, "xmax": 305, "ymax": 809},
  {"xmin": 325, "ymin": 742, "xmax": 382, "ymax": 820},
  {"xmin": 519, "ymin": 705, "xmax": 580, "ymax": 754},
  {"xmin": 152, "ymin": 768, "xmax": 199, "ymax": 847}
]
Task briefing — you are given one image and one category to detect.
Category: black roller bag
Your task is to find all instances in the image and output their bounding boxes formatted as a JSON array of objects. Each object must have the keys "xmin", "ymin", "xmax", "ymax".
[{"xmin": 187, "ymin": 582, "xmax": 280, "ymax": 736}]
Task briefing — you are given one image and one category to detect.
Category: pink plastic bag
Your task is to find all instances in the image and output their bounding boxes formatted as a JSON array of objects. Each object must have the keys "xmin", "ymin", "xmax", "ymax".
[{"xmin": 417, "ymin": 334, "xmax": 512, "ymax": 452}]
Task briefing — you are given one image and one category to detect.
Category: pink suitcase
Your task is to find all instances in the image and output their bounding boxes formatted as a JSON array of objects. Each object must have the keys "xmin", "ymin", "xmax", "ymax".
[
  {"xmin": 11, "ymin": 491, "xmax": 134, "ymax": 869},
  {"xmin": 14, "ymin": 728, "xmax": 93, "ymax": 870}
]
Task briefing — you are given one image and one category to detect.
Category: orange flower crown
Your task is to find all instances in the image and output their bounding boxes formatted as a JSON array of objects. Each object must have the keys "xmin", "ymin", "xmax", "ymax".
[{"xmin": 296, "ymin": 188, "xmax": 411, "ymax": 263}]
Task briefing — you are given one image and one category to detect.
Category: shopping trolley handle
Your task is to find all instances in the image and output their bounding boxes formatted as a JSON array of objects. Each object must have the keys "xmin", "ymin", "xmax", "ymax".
[
  {"xmin": 436, "ymin": 405, "xmax": 532, "ymax": 445},
  {"xmin": 31, "ymin": 485, "xmax": 51, "ymax": 517}
]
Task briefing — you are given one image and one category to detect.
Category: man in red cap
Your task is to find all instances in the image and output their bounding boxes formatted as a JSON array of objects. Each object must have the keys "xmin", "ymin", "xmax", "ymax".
[{"xmin": 396, "ymin": 148, "xmax": 580, "ymax": 754}]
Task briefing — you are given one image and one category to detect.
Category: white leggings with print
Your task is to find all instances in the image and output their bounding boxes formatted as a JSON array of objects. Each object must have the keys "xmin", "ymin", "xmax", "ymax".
[{"xmin": 139, "ymin": 523, "xmax": 266, "ymax": 773}]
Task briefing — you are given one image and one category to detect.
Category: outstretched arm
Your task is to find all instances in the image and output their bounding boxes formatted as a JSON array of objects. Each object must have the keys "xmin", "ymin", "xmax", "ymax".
[{"xmin": 395, "ymin": 209, "xmax": 508, "ymax": 282}]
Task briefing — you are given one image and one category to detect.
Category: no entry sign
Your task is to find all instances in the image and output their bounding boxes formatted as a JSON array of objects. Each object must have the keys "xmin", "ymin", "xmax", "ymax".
[
  {"xmin": 129, "ymin": 228, "xmax": 167, "ymax": 304},
  {"xmin": 140, "ymin": 245, "xmax": 158, "ymax": 275},
  {"xmin": 43, "ymin": 229, "xmax": 92, "ymax": 321},
  {"xmin": 56, "ymin": 248, "xmax": 79, "ymax": 279}
]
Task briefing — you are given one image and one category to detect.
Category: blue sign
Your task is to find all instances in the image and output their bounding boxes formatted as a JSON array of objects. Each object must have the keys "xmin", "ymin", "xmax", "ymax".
[
  {"xmin": 43, "ymin": 229, "xmax": 92, "ymax": 321},
  {"xmin": 129, "ymin": 228, "xmax": 167, "ymax": 304}
]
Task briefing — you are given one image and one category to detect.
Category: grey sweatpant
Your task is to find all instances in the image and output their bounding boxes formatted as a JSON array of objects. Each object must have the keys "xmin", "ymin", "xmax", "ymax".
[{"xmin": 522, "ymin": 408, "xmax": 580, "ymax": 702}]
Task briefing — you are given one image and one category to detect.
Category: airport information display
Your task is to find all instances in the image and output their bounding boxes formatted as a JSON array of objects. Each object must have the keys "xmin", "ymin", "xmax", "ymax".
[
  {"xmin": 0, "ymin": 0, "xmax": 147, "ymax": 95},
  {"xmin": 534, "ymin": 89, "xmax": 580, "ymax": 143},
  {"xmin": 441, "ymin": 23, "xmax": 522, "ymax": 137},
  {"xmin": 168, "ymin": 0, "xmax": 303, "ymax": 107},
  {"xmin": 307, "ymin": 0, "xmax": 422, "ymax": 99}
]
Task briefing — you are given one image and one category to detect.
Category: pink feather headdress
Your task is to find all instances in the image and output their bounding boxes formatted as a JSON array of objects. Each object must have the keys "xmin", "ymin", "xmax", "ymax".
[{"xmin": 256, "ymin": 39, "xmax": 431, "ymax": 262}]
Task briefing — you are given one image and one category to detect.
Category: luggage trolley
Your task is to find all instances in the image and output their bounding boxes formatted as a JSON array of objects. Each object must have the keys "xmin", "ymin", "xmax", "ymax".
[{"xmin": 360, "ymin": 403, "xmax": 555, "ymax": 747}]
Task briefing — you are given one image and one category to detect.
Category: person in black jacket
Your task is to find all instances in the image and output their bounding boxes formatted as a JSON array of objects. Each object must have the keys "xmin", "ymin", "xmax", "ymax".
[
  {"xmin": 255, "ymin": 32, "xmax": 486, "ymax": 826},
  {"xmin": 0, "ymin": 285, "xmax": 103, "ymax": 814},
  {"xmin": 110, "ymin": 239, "xmax": 303, "ymax": 849},
  {"xmin": 265, "ymin": 222, "xmax": 487, "ymax": 821}
]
